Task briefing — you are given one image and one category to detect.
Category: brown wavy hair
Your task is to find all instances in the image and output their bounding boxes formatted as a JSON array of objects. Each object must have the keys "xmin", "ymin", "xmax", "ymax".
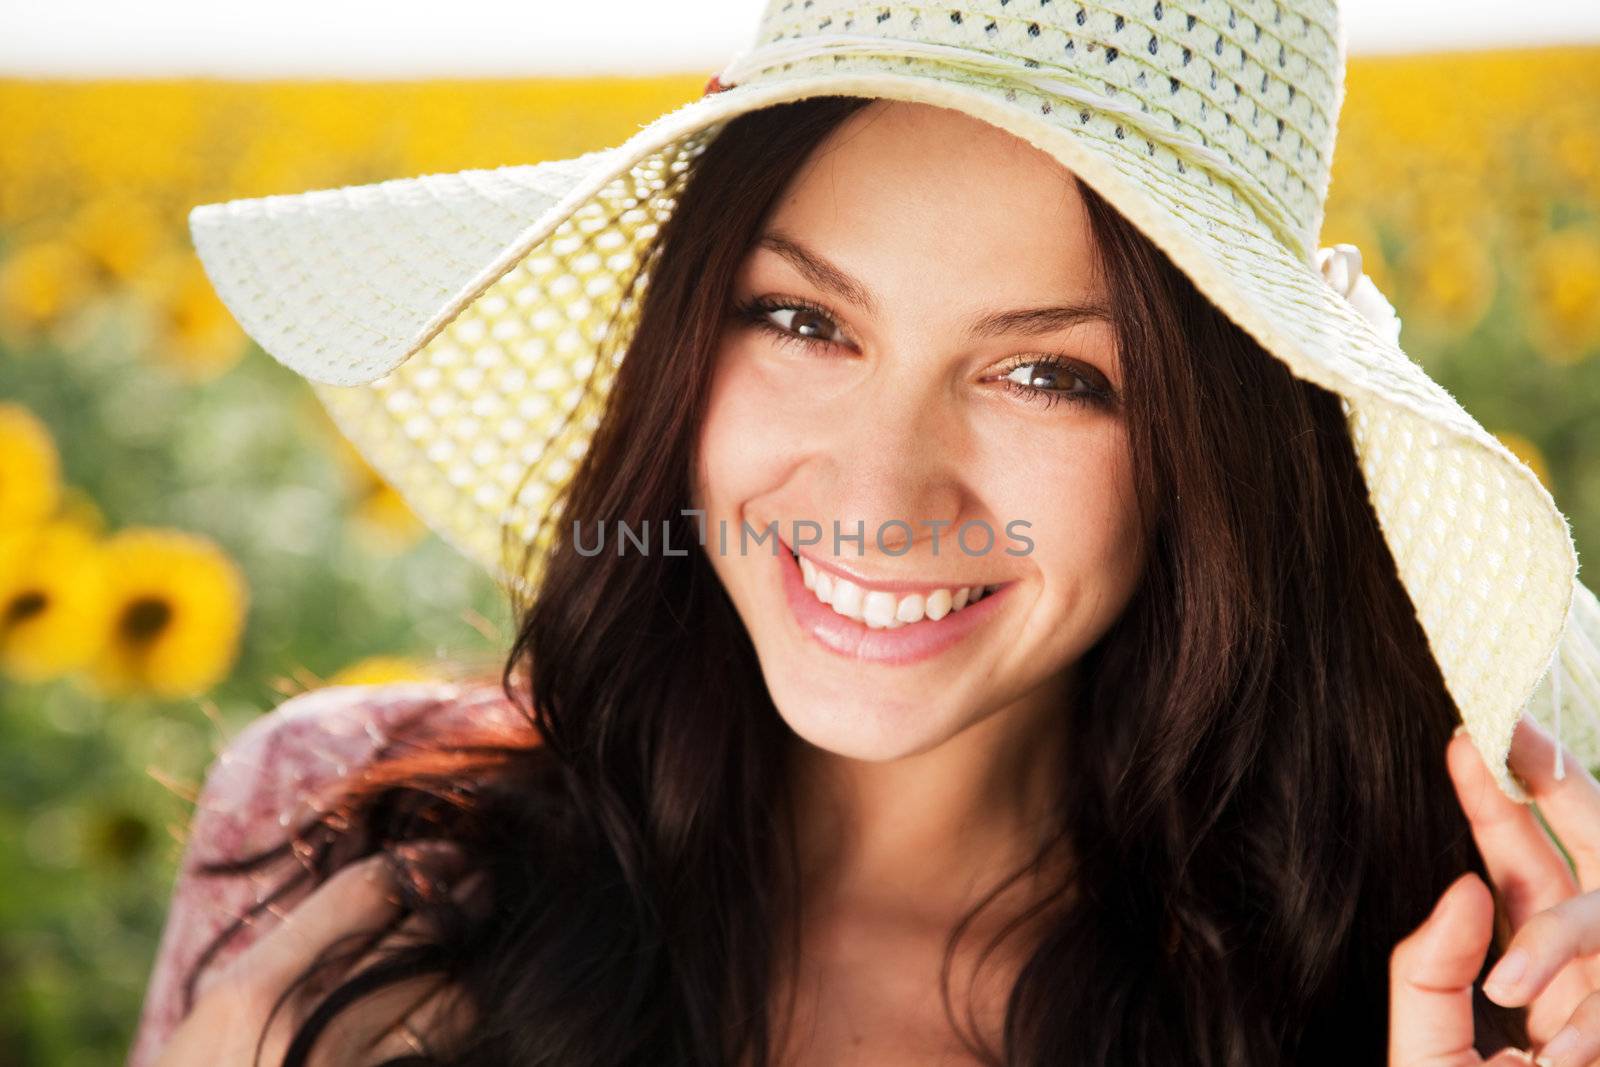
[{"xmin": 180, "ymin": 94, "xmax": 1528, "ymax": 1065}]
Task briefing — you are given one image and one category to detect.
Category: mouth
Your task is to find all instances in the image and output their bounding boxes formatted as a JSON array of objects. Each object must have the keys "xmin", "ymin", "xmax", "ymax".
[
  {"xmin": 788, "ymin": 543, "xmax": 1004, "ymax": 628},
  {"xmin": 776, "ymin": 539, "xmax": 1014, "ymax": 666}
]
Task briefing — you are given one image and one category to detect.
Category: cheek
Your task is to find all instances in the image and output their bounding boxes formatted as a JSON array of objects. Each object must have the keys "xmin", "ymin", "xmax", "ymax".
[
  {"xmin": 983, "ymin": 420, "xmax": 1144, "ymax": 609},
  {"xmin": 694, "ymin": 336, "xmax": 797, "ymax": 515}
]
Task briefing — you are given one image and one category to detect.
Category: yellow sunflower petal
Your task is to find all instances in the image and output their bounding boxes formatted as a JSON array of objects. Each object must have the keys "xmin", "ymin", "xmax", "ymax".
[
  {"xmin": 327, "ymin": 655, "xmax": 441, "ymax": 687},
  {"xmin": 0, "ymin": 402, "xmax": 62, "ymax": 530},
  {"xmin": 1526, "ymin": 226, "xmax": 1600, "ymax": 366},
  {"xmin": 0, "ymin": 520, "xmax": 109, "ymax": 683},
  {"xmin": 1403, "ymin": 223, "xmax": 1497, "ymax": 341},
  {"xmin": 54, "ymin": 485, "xmax": 107, "ymax": 537},
  {"xmin": 66, "ymin": 194, "xmax": 170, "ymax": 285},
  {"xmin": 135, "ymin": 253, "xmax": 249, "ymax": 382},
  {"xmin": 88, "ymin": 528, "xmax": 249, "ymax": 699},
  {"xmin": 0, "ymin": 239, "xmax": 96, "ymax": 340}
]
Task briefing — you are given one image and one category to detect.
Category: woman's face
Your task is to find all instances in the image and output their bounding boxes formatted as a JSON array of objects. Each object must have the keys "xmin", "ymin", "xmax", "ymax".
[{"xmin": 694, "ymin": 99, "xmax": 1147, "ymax": 761}]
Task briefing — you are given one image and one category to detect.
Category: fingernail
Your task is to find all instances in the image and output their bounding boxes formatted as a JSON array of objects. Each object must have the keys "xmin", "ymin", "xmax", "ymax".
[
  {"xmin": 426, "ymin": 868, "xmax": 491, "ymax": 930},
  {"xmin": 1453, "ymin": 723, "xmax": 1471, "ymax": 739},
  {"xmin": 396, "ymin": 839, "xmax": 463, "ymax": 861},
  {"xmin": 450, "ymin": 869, "xmax": 488, "ymax": 901},
  {"xmin": 394, "ymin": 839, "xmax": 467, "ymax": 880},
  {"xmin": 1539, "ymin": 1025, "xmax": 1580, "ymax": 1065},
  {"xmin": 1484, "ymin": 947, "xmax": 1529, "ymax": 1001}
]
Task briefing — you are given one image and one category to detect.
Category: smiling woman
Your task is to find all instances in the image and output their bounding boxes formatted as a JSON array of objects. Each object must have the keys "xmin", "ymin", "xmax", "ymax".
[
  {"xmin": 695, "ymin": 102, "xmax": 1146, "ymax": 774},
  {"xmin": 133, "ymin": 3, "xmax": 1600, "ymax": 1065}
]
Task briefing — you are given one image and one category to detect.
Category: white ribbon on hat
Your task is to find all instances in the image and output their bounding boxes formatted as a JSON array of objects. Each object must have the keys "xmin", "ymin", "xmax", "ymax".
[
  {"xmin": 1534, "ymin": 581, "xmax": 1600, "ymax": 783},
  {"xmin": 1314, "ymin": 243, "xmax": 1403, "ymax": 346}
]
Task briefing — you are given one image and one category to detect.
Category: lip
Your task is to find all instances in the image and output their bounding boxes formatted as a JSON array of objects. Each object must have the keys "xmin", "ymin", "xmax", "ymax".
[
  {"xmin": 793, "ymin": 545, "xmax": 1007, "ymax": 596},
  {"xmin": 776, "ymin": 542, "xmax": 1013, "ymax": 666}
]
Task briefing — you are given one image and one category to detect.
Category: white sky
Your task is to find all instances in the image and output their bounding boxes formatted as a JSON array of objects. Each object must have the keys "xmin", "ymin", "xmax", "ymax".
[{"xmin": 2, "ymin": 0, "xmax": 1597, "ymax": 78}]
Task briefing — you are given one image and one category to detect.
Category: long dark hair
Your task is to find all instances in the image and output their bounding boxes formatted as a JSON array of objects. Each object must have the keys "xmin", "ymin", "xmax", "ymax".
[{"xmin": 179, "ymin": 94, "xmax": 1527, "ymax": 1065}]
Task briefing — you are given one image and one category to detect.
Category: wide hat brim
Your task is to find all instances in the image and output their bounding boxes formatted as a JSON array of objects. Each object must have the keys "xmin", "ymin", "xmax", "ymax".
[{"xmin": 189, "ymin": 68, "xmax": 1595, "ymax": 804}]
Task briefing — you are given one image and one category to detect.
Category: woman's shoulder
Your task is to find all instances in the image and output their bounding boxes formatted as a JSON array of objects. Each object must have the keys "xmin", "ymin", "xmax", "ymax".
[
  {"xmin": 126, "ymin": 679, "xmax": 525, "ymax": 1067},
  {"xmin": 182, "ymin": 679, "xmax": 525, "ymax": 858}
]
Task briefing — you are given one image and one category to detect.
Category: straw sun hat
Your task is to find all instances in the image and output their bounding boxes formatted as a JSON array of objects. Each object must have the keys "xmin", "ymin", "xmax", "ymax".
[{"xmin": 188, "ymin": 0, "xmax": 1599, "ymax": 803}]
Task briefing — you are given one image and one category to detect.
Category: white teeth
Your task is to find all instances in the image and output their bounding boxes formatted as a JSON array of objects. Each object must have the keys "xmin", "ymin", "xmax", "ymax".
[
  {"xmin": 896, "ymin": 593, "xmax": 925, "ymax": 623},
  {"xmin": 861, "ymin": 590, "xmax": 898, "ymax": 629},
  {"xmin": 793, "ymin": 551, "xmax": 1001, "ymax": 628},
  {"xmin": 830, "ymin": 578, "xmax": 864, "ymax": 621}
]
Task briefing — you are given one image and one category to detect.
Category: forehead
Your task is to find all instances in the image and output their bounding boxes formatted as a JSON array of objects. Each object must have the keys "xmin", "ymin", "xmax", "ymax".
[{"xmin": 760, "ymin": 99, "xmax": 1104, "ymax": 296}]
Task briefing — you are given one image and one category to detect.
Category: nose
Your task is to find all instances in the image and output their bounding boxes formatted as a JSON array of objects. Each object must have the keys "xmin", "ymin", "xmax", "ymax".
[{"xmin": 810, "ymin": 362, "xmax": 969, "ymax": 557}]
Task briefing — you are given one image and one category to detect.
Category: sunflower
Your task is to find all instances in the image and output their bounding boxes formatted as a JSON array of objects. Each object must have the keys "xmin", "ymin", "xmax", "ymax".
[
  {"xmin": 1525, "ymin": 225, "xmax": 1600, "ymax": 366},
  {"xmin": 0, "ymin": 402, "xmax": 62, "ymax": 530},
  {"xmin": 53, "ymin": 485, "xmax": 108, "ymax": 537},
  {"xmin": 0, "ymin": 239, "xmax": 95, "ymax": 343},
  {"xmin": 0, "ymin": 520, "xmax": 109, "ymax": 683},
  {"xmin": 328, "ymin": 655, "xmax": 442, "ymax": 687},
  {"xmin": 132, "ymin": 253, "xmax": 249, "ymax": 382},
  {"xmin": 87, "ymin": 528, "xmax": 248, "ymax": 699},
  {"xmin": 65, "ymin": 194, "xmax": 169, "ymax": 285},
  {"xmin": 1400, "ymin": 223, "xmax": 1497, "ymax": 343}
]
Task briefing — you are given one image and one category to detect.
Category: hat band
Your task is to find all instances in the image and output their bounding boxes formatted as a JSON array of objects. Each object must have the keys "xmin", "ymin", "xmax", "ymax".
[
  {"xmin": 714, "ymin": 31, "xmax": 1307, "ymax": 260},
  {"xmin": 1544, "ymin": 582, "xmax": 1600, "ymax": 780}
]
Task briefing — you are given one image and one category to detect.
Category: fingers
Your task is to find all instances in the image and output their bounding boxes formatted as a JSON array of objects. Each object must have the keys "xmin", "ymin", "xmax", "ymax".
[
  {"xmin": 225, "ymin": 851, "xmax": 410, "ymax": 997},
  {"xmin": 362, "ymin": 982, "xmax": 479, "ymax": 1062},
  {"xmin": 190, "ymin": 860, "xmax": 321, "ymax": 1007},
  {"xmin": 219, "ymin": 841, "xmax": 462, "ymax": 997},
  {"xmin": 308, "ymin": 972, "xmax": 457, "ymax": 1065},
  {"xmin": 151, "ymin": 841, "xmax": 475, "ymax": 1067},
  {"xmin": 1506, "ymin": 713, "xmax": 1600, "ymax": 893},
  {"xmin": 1389, "ymin": 871, "xmax": 1496, "ymax": 1065},
  {"xmin": 1527, "ymin": 989, "xmax": 1600, "ymax": 1067},
  {"xmin": 1450, "ymin": 721, "xmax": 1599, "ymax": 1038},
  {"xmin": 1482, "ymin": 892, "xmax": 1600, "ymax": 1009},
  {"xmin": 309, "ymin": 865, "xmax": 487, "ymax": 1061},
  {"xmin": 341, "ymin": 865, "xmax": 490, "ymax": 978},
  {"xmin": 1447, "ymin": 726, "xmax": 1579, "ymax": 933}
]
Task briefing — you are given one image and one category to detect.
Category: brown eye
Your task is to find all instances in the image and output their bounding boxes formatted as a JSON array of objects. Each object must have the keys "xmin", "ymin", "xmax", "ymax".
[
  {"xmin": 767, "ymin": 305, "xmax": 845, "ymax": 344},
  {"xmin": 995, "ymin": 355, "xmax": 1118, "ymax": 411},
  {"xmin": 1003, "ymin": 361, "xmax": 1089, "ymax": 394},
  {"xmin": 733, "ymin": 296, "xmax": 855, "ymax": 352}
]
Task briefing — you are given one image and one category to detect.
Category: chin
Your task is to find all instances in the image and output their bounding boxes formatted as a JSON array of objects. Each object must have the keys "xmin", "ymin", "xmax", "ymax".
[{"xmin": 768, "ymin": 683, "xmax": 965, "ymax": 762}]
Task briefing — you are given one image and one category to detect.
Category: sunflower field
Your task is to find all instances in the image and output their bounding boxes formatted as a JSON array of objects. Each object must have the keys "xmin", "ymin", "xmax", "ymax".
[{"xmin": 1, "ymin": 46, "xmax": 1599, "ymax": 1065}]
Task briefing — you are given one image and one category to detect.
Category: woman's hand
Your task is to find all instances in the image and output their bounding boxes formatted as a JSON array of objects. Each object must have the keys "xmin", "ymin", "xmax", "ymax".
[
  {"xmin": 152, "ymin": 841, "xmax": 478, "ymax": 1066},
  {"xmin": 1390, "ymin": 712, "xmax": 1600, "ymax": 1066}
]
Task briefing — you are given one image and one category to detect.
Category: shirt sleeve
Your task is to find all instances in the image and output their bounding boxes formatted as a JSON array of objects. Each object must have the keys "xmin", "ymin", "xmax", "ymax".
[{"xmin": 123, "ymin": 679, "xmax": 520, "ymax": 1067}]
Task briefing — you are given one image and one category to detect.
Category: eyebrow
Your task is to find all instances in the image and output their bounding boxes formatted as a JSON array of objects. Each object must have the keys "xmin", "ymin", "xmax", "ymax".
[{"xmin": 755, "ymin": 231, "xmax": 1115, "ymax": 339}]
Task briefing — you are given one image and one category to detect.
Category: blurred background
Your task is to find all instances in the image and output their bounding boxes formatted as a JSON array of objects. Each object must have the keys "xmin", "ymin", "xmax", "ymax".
[{"xmin": 1, "ymin": 1, "xmax": 1598, "ymax": 1062}]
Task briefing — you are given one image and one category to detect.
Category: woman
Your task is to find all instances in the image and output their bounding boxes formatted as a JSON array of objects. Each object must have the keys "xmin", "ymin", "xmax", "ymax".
[{"xmin": 133, "ymin": 5, "xmax": 1600, "ymax": 1065}]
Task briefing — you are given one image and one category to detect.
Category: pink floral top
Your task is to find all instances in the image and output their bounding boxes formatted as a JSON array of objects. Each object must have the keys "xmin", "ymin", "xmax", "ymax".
[{"xmin": 125, "ymin": 680, "xmax": 527, "ymax": 1067}]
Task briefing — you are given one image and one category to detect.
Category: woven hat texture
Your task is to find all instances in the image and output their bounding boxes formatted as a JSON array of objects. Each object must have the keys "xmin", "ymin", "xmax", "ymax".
[{"xmin": 188, "ymin": 0, "xmax": 1600, "ymax": 804}]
